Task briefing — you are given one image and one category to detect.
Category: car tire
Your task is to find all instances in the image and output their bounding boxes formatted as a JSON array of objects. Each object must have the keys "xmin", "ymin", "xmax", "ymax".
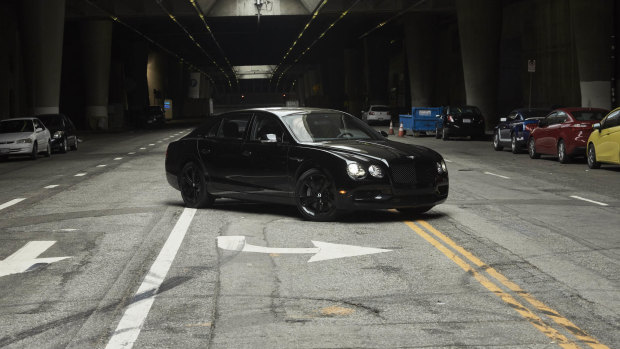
[
  {"xmin": 71, "ymin": 137, "xmax": 78, "ymax": 151},
  {"xmin": 45, "ymin": 141, "xmax": 52, "ymax": 158},
  {"xmin": 295, "ymin": 168, "xmax": 340, "ymax": 221},
  {"xmin": 179, "ymin": 162, "xmax": 215, "ymax": 208},
  {"xmin": 528, "ymin": 138, "xmax": 540, "ymax": 159},
  {"xmin": 435, "ymin": 127, "xmax": 441, "ymax": 139},
  {"xmin": 60, "ymin": 137, "xmax": 68, "ymax": 153},
  {"xmin": 441, "ymin": 127, "xmax": 449, "ymax": 141},
  {"xmin": 31, "ymin": 142, "xmax": 38, "ymax": 160},
  {"xmin": 493, "ymin": 131, "xmax": 503, "ymax": 151},
  {"xmin": 557, "ymin": 140, "xmax": 570, "ymax": 164},
  {"xmin": 587, "ymin": 143, "xmax": 601, "ymax": 169},
  {"xmin": 511, "ymin": 134, "xmax": 519, "ymax": 154},
  {"xmin": 397, "ymin": 206, "xmax": 433, "ymax": 216}
]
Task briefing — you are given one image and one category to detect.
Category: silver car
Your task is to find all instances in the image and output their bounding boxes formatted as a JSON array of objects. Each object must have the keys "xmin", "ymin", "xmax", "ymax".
[
  {"xmin": 0, "ymin": 117, "xmax": 52, "ymax": 160},
  {"xmin": 361, "ymin": 105, "xmax": 391, "ymax": 124}
]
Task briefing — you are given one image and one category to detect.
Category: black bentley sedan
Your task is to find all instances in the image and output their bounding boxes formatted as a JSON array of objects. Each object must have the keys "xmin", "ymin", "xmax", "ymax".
[{"xmin": 165, "ymin": 108, "xmax": 449, "ymax": 221}]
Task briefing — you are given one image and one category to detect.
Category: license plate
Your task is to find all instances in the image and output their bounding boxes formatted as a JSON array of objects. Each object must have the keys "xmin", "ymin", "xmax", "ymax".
[{"xmin": 462, "ymin": 119, "xmax": 471, "ymax": 123}]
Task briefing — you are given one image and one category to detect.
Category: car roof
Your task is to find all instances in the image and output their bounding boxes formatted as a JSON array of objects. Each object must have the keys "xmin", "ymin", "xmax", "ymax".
[
  {"xmin": 217, "ymin": 107, "xmax": 349, "ymax": 118},
  {"xmin": 554, "ymin": 107, "xmax": 609, "ymax": 114},
  {"xmin": 512, "ymin": 108, "xmax": 550, "ymax": 113}
]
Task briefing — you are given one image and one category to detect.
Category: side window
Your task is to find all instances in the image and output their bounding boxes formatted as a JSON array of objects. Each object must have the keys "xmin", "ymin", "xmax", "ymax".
[
  {"xmin": 542, "ymin": 113, "xmax": 556, "ymax": 126},
  {"xmin": 34, "ymin": 120, "xmax": 42, "ymax": 130},
  {"xmin": 216, "ymin": 114, "xmax": 252, "ymax": 140},
  {"xmin": 603, "ymin": 111, "xmax": 620, "ymax": 129},
  {"xmin": 250, "ymin": 114, "xmax": 284, "ymax": 142},
  {"xmin": 193, "ymin": 118, "xmax": 221, "ymax": 138},
  {"xmin": 507, "ymin": 113, "xmax": 518, "ymax": 121}
]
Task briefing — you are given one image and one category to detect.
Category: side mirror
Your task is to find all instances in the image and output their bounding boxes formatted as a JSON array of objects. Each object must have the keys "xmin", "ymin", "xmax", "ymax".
[
  {"xmin": 500, "ymin": 117, "xmax": 507, "ymax": 122},
  {"xmin": 592, "ymin": 123, "xmax": 601, "ymax": 131},
  {"xmin": 260, "ymin": 133, "xmax": 278, "ymax": 143},
  {"xmin": 36, "ymin": 127, "xmax": 43, "ymax": 132}
]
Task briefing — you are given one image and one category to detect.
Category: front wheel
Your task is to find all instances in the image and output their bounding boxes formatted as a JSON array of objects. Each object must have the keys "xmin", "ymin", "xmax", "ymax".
[
  {"xmin": 30, "ymin": 142, "xmax": 38, "ymax": 160},
  {"xmin": 45, "ymin": 141, "xmax": 52, "ymax": 158},
  {"xmin": 511, "ymin": 134, "xmax": 520, "ymax": 154},
  {"xmin": 179, "ymin": 162, "xmax": 214, "ymax": 208},
  {"xmin": 295, "ymin": 169, "xmax": 340, "ymax": 221},
  {"xmin": 587, "ymin": 144, "xmax": 601, "ymax": 169},
  {"xmin": 493, "ymin": 131, "xmax": 503, "ymax": 151},
  {"xmin": 60, "ymin": 137, "xmax": 68, "ymax": 153},
  {"xmin": 528, "ymin": 138, "xmax": 540, "ymax": 159},
  {"xmin": 441, "ymin": 127, "xmax": 449, "ymax": 141},
  {"xmin": 435, "ymin": 127, "xmax": 441, "ymax": 139},
  {"xmin": 557, "ymin": 140, "xmax": 570, "ymax": 164},
  {"xmin": 71, "ymin": 137, "xmax": 78, "ymax": 151}
]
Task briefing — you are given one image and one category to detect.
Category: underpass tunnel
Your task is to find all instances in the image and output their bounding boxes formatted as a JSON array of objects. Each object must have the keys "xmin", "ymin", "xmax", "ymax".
[{"xmin": 0, "ymin": 0, "xmax": 618, "ymax": 131}]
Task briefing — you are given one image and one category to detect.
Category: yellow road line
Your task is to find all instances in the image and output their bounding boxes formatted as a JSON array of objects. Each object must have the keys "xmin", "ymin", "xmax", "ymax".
[
  {"xmin": 415, "ymin": 220, "xmax": 609, "ymax": 349},
  {"xmin": 404, "ymin": 221, "xmax": 580, "ymax": 349}
]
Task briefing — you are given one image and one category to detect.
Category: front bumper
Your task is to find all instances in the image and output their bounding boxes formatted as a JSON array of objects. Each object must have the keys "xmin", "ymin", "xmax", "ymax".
[
  {"xmin": 166, "ymin": 172, "xmax": 180, "ymax": 190},
  {"xmin": 0, "ymin": 144, "xmax": 34, "ymax": 156}
]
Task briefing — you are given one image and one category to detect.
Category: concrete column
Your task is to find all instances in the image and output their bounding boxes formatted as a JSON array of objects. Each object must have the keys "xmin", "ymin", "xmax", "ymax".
[
  {"xmin": 363, "ymin": 36, "xmax": 390, "ymax": 105},
  {"xmin": 20, "ymin": 0, "xmax": 66, "ymax": 116},
  {"xmin": 344, "ymin": 49, "xmax": 363, "ymax": 115},
  {"xmin": 81, "ymin": 20, "xmax": 113, "ymax": 130},
  {"xmin": 404, "ymin": 13, "xmax": 437, "ymax": 107},
  {"xmin": 147, "ymin": 50, "xmax": 167, "ymax": 107},
  {"xmin": 570, "ymin": 0, "xmax": 613, "ymax": 109},
  {"xmin": 456, "ymin": 0, "xmax": 502, "ymax": 128}
]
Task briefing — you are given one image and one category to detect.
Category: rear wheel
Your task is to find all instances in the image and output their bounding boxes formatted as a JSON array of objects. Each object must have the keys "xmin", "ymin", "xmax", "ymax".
[
  {"xmin": 435, "ymin": 127, "xmax": 441, "ymax": 139},
  {"xmin": 295, "ymin": 169, "xmax": 340, "ymax": 221},
  {"xmin": 587, "ymin": 144, "xmax": 601, "ymax": 169},
  {"xmin": 397, "ymin": 206, "xmax": 433, "ymax": 216},
  {"xmin": 493, "ymin": 131, "xmax": 503, "ymax": 151},
  {"xmin": 441, "ymin": 127, "xmax": 449, "ymax": 141},
  {"xmin": 70, "ymin": 137, "xmax": 78, "ymax": 151},
  {"xmin": 557, "ymin": 140, "xmax": 570, "ymax": 163},
  {"xmin": 179, "ymin": 162, "xmax": 214, "ymax": 208},
  {"xmin": 528, "ymin": 138, "xmax": 540, "ymax": 159}
]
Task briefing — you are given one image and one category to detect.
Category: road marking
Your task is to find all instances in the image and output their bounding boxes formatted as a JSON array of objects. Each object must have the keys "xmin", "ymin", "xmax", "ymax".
[
  {"xmin": 148, "ymin": 144, "xmax": 155, "ymax": 146},
  {"xmin": 445, "ymin": 159, "xmax": 453, "ymax": 163},
  {"xmin": 128, "ymin": 152, "xmax": 136, "ymax": 155},
  {"xmin": 139, "ymin": 147, "xmax": 146, "ymax": 150},
  {"xmin": 114, "ymin": 157, "xmax": 123, "ymax": 160},
  {"xmin": 75, "ymin": 173, "xmax": 86, "ymax": 177},
  {"xmin": 410, "ymin": 220, "xmax": 609, "ymax": 349},
  {"xmin": 97, "ymin": 165, "xmax": 107, "ymax": 168},
  {"xmin": 217, "ymin": 236, "xmax": 391, "ymax": 263},
  {"xmin": 484, "ymin": 171, "xmax": 510, "ymax": 179},
  {"xmin": 106, "ymin": 208, "xmax": 196, "ymax": 349},
  {"xmin": 44, "ymin": 185, "xmax": 59, "ymax": 189},
  {"xmin": 0, "ymin": 198, "xmax": 26, "ymax": 211},
  {"xmin": 570, "ymin": 196, "xmax": 608, "ymax": 207},
  {"xmin": 0, "ymin": 241, "xmax": 71, "ymax": 277}
]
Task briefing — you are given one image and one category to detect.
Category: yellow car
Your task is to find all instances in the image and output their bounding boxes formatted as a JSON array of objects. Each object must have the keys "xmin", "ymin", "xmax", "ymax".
[{"xmin": 587, "ymin": 107, "xmax": 620, "ymax": 169}]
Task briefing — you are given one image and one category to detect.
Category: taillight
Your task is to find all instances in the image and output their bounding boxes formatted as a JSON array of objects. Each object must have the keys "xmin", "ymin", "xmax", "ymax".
[
  {"xmin": 447, "ymin": 115, "xmax": 454, "ymax": 122},
  {"xmin": 524, "ymin": 123, "xmax": 537, "ymax": 132},
  {"xmin": 369, "ymin": 111, "xmax": 375, "ymax": 115}
]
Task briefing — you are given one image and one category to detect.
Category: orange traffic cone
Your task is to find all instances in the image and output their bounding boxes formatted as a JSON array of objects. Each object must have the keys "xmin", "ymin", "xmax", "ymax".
[
  {"xmin": 398, "ymin": 122, "xmax": 405, "ymax": 137},
  {"xmin": 388, "ymin": 121, "xmax": 394, "ymax": 135}
]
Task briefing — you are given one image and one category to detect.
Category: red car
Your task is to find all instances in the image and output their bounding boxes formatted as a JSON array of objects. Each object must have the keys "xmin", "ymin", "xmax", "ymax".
[{"xmin": 528, "ymin": 107, "xmax": 608, "ymax": 163}]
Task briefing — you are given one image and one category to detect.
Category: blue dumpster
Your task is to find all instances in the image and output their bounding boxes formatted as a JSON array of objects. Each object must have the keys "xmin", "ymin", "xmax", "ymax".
[{"xmin": 400, "ymin": 107, "xmax": 444, "ymax": 136}]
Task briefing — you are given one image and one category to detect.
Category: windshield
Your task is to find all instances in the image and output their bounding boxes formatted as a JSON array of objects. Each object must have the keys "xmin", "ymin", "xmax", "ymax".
[
  {"xmin": 37, "ymin": 115, "xmax": 62, "ymax": 128},
  {"xmin": 571, "ymin": 110, "xmax": 607, "ymax": 121},
  {"xmin": 522, "ymin": 109, "xmax": 549, "ymax": 119},
  {"xmin": 371, "ymin": 106, "xmax": 389, "ymax": 112},
  {"xmin": 282, "ymin": 111, "xmax": 382, "ymax": 142},
  {"xmin": 0, "ymin": 120, "xmax": 34, "ymax": 133}
]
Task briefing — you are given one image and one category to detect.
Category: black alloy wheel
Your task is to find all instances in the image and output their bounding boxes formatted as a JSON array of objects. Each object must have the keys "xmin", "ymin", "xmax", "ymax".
[
  {"xmin": 493, "ymin": 131, "xmax": 503, "ymax": 151},
  {"xmin": 441, "ymin": 127, "xmax": 449, "ymax": 141},
  {"xmin": 45, "ymin": 141, "xmax": 52, "ymax": 158},
  {"xmin": 295, "ymin": 169, "xmax": 340, "ymax": 221},
  {"xmin": 528, "ymin": 138, "xmax": 540, "ymax": 159},
  {"xmin": 511, "ymin": 134, "xmax": 519, "ymax": 154},
  {"xmin": 60, "ymin": 137, "xmax": 68, "ymax": 153},
  {"xmin": 397, "ymin": 206, "xmax": 433, "ymax": 216},
  {"xmin": 71, "ymin": 137, "xmax": 78, "ymax": 151},
  {"xmin": 30, "ymin": 142, "xmax": 38, "ymax": 160},
  {"xmin": 587, "ymin": 144, "xmax": 601, "ymax": 169},
  {"xmin": 179, "ymin": 162, "xmax": 214, "ymax": 208},
  {"xmin": 435, "ymin": 127, "xmax": 441, "ymax": 139},
  {"xmin": 557, "ymin": 140, "xmax": 570, "ymax": 164}
]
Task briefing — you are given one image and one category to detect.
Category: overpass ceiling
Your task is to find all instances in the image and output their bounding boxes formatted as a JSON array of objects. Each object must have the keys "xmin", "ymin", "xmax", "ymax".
[{"xmin": 68, "ymin": 0, "xmax": 455, "ymax": 89}]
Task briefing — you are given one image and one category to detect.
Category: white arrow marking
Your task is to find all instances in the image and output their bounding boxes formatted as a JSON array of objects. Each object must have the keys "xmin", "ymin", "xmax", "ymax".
[
  {"xmin": 0, "ymin": 241, "xmax": 71, "ymax": 277},
  {"xmin": 217, "ymin": 236, "xmax": 391, "ymax": 263}
]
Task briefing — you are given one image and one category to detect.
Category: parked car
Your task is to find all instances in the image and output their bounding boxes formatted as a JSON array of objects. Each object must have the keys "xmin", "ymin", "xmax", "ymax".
[
  {"xmin": 493, "ymin": 108, "xmax": 550, "ymax": 153},
  {"xmin": 144, "ymin": 106, "xmax": 166, "ymax": 127},
  {"xmin": 587, "ymin": 107, "xmax": 620, "ymax": 169},
  {"xmin": 36, "ymin": 113, "xmax": 78, "ymax": 153},
  {"xmin": 528, "ymin": 107, "xmax": 608, "ymax": 163},
  {"xmin": 361, "ymin": 105, "xmax": 391, "ymax": 124},
  {"xmin": 0, "ymin": 117, "xmax": 51, "ymax": 160},
  {"xmin": 165, "ymin": 107, "xmax": 449, "ymax": 221},
  {"xmin": 437, "ymin": 105, "xmax": 485, "ymax": 140}
]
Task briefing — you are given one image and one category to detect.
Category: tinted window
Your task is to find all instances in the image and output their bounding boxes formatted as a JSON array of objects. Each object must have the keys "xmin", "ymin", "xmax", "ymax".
[
  {"xmin": 282, "ymin": 111, "xmax": 381, "ymax": 142},
  {"xmin": 193, "ymin": 117, "xmax": 221, "ymax": 138},
  {"xmin": 603, "ymin": 111, "xmax": 620, "ymax": 128},
  {"xmin": 0, "ymin": 120, "xmax": 34, "ymax": 133},
  {"xmin": 571, "ymin": 110, "xmax": 607, "ymax": 122},
  {"xmin": 216, "ymin": 114, "xmax": 251, "ymax": 140},
  {"xmin": 521, "ymin": 109, "xmax": 550, "ymax": 119},
  {"xmin": 370, "ymin": 106, "xmax": 389, "ymax": 112},
  {"xmin": 250, "ymin": 114, "xmax": 285, "ymax": 142},
  {"xmin": 452, "ymin": 106, "xmax": 481, "ymax": 116}
]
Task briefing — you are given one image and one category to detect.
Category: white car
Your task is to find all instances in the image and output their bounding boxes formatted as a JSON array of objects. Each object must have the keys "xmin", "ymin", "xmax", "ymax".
[
  {"xmin": 0, "ymin": 117, "xmax": 52, "ymax": 160},
  {"xmin": 361, "ymin": 105, "xmax": 391, "ymax": 124}
]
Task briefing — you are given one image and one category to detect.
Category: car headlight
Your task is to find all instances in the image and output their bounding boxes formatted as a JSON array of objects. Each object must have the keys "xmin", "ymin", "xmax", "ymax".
[
  {"xmin": 346, "ymin": 162, "xmax": 366, "ymax": 179},
  {"xmin": 437, "ymin": 160, "xmax": 448, "ymax": 174},
  {"xmin": 16, "ymin": 138, "xmax": 33, "ymax": 144},
  {"xmin": 53, "ymin": 131, "xmax": 64, "ymax": 139},
  {"xmin": 368, "ymin": 164, "xmax": 384, "ymax": 178}
]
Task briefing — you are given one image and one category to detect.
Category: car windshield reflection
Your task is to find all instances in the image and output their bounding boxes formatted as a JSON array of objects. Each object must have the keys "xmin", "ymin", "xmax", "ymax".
[
  {"xmin": 282, "ymin": 111, "xmax": 381, "ymax": 142},
  {"xmin": 0, "ymin": 120, "xmax": 34, "ymax": 133}
]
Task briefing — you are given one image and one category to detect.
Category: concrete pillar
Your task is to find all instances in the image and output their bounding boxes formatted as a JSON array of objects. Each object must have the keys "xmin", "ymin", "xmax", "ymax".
[
  {"xmin": 147, "ymin": 51, "xmax": 167, "ymax": 107},
  {"xmin": 404, "ymin": 13, "xmax": 437, "ymax": 107},
  {"xmin": 20, "ymin": 0, "xmax": 66, "ymax": 116},
  {"xmin": 80, "ymin": 20, "xmax": 113, "ymax": 130},
  {"xmin": 456, "ymin": 0, "xmax": 502, "ymax": 128},
  {"xmin": 615, "ymin": 0, "xmax": 620, "ymax": 108},
  {"xmin": 363, "ymin": 36, "xmax": 390, "ymax": 105},
  {"xmin": 570, "ymin": 0, "xmax": 613, "ymax": 109},
  {"xmin": 344, "ymin": 49, "xmax": 363, "ymax": 115}
]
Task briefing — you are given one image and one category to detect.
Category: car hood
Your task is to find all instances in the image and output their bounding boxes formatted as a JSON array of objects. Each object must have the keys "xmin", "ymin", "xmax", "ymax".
[
  {"xmin": 303, "ymin": 139, "xmax": 442, "ymax": 163},
  {"xmin": 0, "ymin": 132, "xmax": 34, "ymax": 141}
]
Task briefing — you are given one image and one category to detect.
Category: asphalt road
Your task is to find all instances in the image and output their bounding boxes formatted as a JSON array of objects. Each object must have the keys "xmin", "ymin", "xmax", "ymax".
[{"xmin": 0, "ymin": 123, "xmax": 618, "ymax": 348}]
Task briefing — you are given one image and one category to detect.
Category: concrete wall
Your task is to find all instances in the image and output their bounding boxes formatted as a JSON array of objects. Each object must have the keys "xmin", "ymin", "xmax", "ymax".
[{"xmin": 0, "ymin": 2, "xmax": 26, "ymax": 119}]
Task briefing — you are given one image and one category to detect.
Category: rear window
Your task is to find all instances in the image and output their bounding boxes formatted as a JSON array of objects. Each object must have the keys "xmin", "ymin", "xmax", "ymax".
[
  {"xmin": 451, "ymin": 106, "xmax": 481, "ymax": 116},
  {"xmin": 571, "ymin": 111, "xmax": 607, "ymax": 121},
  {"xmin": 370, "ymin": 106, "xmax": 389, "ymax": 112},
  {"xmin": 522, "ymin": 110, "xmax": 549, "ymax": 119}
]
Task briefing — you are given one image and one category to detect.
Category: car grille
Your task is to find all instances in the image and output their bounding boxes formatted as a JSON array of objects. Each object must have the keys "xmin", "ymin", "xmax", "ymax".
[{"xmin": 390, "ymin": 160, "xmax": 436, "ymax": 185}]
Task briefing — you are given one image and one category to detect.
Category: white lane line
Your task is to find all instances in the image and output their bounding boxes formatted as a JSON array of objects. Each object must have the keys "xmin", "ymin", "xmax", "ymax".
[
  {"xmin": 139, "ymin": 147, "xmax": 146, "ymax": 150},
  {"xmin": 105, "ymin": 208, "xmax": 197, "ymax": 349},
  {"xmin": 148, "ymin": 144, "xmax": 155, "ymax": 146},
  {"xmin": 484, "ymin": 171, "xmax": 510, "ymax": 179},
  {"xmin": 128, "ymin": 152, "xmax": 136, "ymax": 155},
  {"xmin": 445, "ymin": 159, "xmax": 453, "ymax": 163},
  {"xmin": 97, "ymin": 165, "xmax": 107, "ymax": 168},
  {"xmin": 44, "ymin": 185, "xmax": 59, "ymax": 189},
  {"xmin": 570, "ymin": 195, "xmax": 608, "ymax": 207},
  {"xmin": 114, "ymin": 157, "xmax": 123, "ymax": 160},
  {"xmin": 75, "ymin": 173, "xmax": 87, "ymax": 177},
  {"xmin": 0, "ymin": 198, "xmax": 26, "ymax": 211}
]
